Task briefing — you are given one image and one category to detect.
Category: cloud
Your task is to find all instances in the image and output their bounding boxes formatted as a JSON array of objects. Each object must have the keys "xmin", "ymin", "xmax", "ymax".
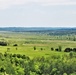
[
  {"xmin": 0, "ymin": 0, "xmax": 76, "ymax": 9},
  {"xmin": 0, "ymin": 0, "xmax": 30, "ymax": 9},
  {"xmin": 65, "ymin": 10, "xmax": 76, "ymax": 15}
]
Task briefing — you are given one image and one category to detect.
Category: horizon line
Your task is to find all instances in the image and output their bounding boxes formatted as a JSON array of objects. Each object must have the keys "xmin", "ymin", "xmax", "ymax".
[{"xmin": 0, "ymin": 26, "xmax": 76, "ymax": 28}]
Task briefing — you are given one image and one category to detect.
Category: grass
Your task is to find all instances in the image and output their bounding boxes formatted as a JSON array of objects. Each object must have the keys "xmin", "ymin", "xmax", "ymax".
[
  {"xmin": 0, "ymin": 47, "xmax": 65, "ymax": 59},
  {"xmin": 0, "ymin": 31, "xmax": 76, "ymax": 59}
]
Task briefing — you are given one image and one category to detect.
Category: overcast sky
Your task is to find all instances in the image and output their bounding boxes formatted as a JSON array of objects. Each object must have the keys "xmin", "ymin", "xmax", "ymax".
[{"xmin": 0, "ymin": 0, "xmax": 76, "ymax": 27}]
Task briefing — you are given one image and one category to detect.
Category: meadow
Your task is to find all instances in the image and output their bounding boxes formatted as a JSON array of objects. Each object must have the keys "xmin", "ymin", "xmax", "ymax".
[
  {"xmin": 0, "ymin": 31, "xmax": 74, "ymax": 57},
  {"xmin": 0, "ymin": 28, "xmax": 76, "ymax": 75}
]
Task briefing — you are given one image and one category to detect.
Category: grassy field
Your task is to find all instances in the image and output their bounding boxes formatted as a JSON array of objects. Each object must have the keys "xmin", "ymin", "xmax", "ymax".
[{"xmin": 0, "ymin": 31, "xmax": 75, "ymax": 58}]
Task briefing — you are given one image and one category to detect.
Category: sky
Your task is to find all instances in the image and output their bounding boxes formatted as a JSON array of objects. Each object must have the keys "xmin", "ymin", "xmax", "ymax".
[{"xmin": 0, "ymin": 0, "xmax": 76, "ymax": 27}]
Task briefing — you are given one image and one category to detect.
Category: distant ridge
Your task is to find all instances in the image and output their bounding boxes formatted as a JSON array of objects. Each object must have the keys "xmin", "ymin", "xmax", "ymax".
[{"xmin": 0, "ymin": 27, "xmax": 76, "ymax": 32}]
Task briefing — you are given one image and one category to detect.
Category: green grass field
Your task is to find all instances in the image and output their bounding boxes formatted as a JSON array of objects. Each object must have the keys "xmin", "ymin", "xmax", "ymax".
[{"xmin": 0, "ymin": 31, "xmax": 75, "ymax": 58}]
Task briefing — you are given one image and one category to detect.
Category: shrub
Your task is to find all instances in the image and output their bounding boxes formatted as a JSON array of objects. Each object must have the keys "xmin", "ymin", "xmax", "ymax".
[
  {"xmin": 34, "ymin": 46, "xmax": 36, "ymax": 50},
  {"xmin": 64, "ymin": 48, "xmax": 72, "ymax": 52},
  {"xmin": 40, "ymin": 48, "xmax": 43, "ymax": 50},
  {"xmin": 51, "ymin": 47, "xmax": 54, "ymax": 51},
  {"xmin": 13, "ymin": 44, "xmax": 18, "ymax": 46},
  {"xmin": 0, "ymin": 67, "xmax": 5, "ymax": 72},
  {"xmin": 0, "ymin": 42, "xmax": 8, "ymax": 46},
  {"xmin": 55, "ymin": 48, "xmax": 59, "ymax": 51},
  {"xmin": 17, "ymin": 54, "xmax": 22, "ymax": 58}
]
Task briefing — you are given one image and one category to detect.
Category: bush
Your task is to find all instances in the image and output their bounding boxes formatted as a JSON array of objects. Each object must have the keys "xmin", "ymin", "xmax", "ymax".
[
  {"xmin": 13, "ymin": 44, "xmax": 18, "ymax": 46},
  {"xmin": 0, "ymin": 42, "xmax": 8, "ymax": 46},
  {"xmin": 34, "ymin": 46, "xmax": 36, "ymax": 50},
  {"xmin": 55, "ymin": 48, "xmax": 59, "ymax": 51},
  {"xmin": 64, "ymin": 48, "xmax": 72, "ymax": 52},
  {"xmin": 17, "ymin": 54, "xmax": 22, "ymax": 58},
  {"xmin": 12, "ymin": 54, "xmax": 17, "ymax": 57},
  {"xmin": 0, "ymin": 67, "xmax": 5, "ymax": 72},
  {"xmin": 51, "ymin": 47, "xmax": 54, "ymax": 51},
  {"xmin": 40, "ymin": 48, "xmax": 43, "ymax": 50}
]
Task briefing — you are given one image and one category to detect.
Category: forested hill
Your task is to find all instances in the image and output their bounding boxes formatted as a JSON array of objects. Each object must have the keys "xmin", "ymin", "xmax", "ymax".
[
  {"xmin": 0, "ymin": 27, "xmax": 76, "ymax": 35},
  {"xmin": 0, "ymin": 27, "xmax": 62, "ymax": 32},
  {"xmin": 0, "ymin": 27, "xmax": 76, "ymax": 32},
  {"xmin": 0, "ymin": 27, "xmax": 54, "ymax": 32}
]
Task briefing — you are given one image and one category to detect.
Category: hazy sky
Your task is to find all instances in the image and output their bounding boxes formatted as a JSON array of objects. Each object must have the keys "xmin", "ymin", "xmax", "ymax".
[{"xmin": 0, "ymin": 0, "xmax": 76, "ymax": 27}]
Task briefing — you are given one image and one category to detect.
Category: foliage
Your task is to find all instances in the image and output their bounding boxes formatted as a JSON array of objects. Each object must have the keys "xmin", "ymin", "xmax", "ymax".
[{"xmin": 0, "ymin": 52, "xmax": 75, "ymax": 75}]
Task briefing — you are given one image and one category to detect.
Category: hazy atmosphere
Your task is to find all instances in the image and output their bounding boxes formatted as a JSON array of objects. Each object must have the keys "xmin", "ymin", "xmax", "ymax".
[{"xmin": 0, "ymin": 0, "xmax": 76, "ymax": 27}]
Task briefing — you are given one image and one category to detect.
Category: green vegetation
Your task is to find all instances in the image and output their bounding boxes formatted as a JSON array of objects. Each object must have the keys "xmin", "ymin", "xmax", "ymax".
[
  {"xmin": 0, "ymin": 52, "xmax": 76, "ymax": 75},
  {"xmin": 0, "ymin": 28, "xmax": 75, "ymax": 75}
]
